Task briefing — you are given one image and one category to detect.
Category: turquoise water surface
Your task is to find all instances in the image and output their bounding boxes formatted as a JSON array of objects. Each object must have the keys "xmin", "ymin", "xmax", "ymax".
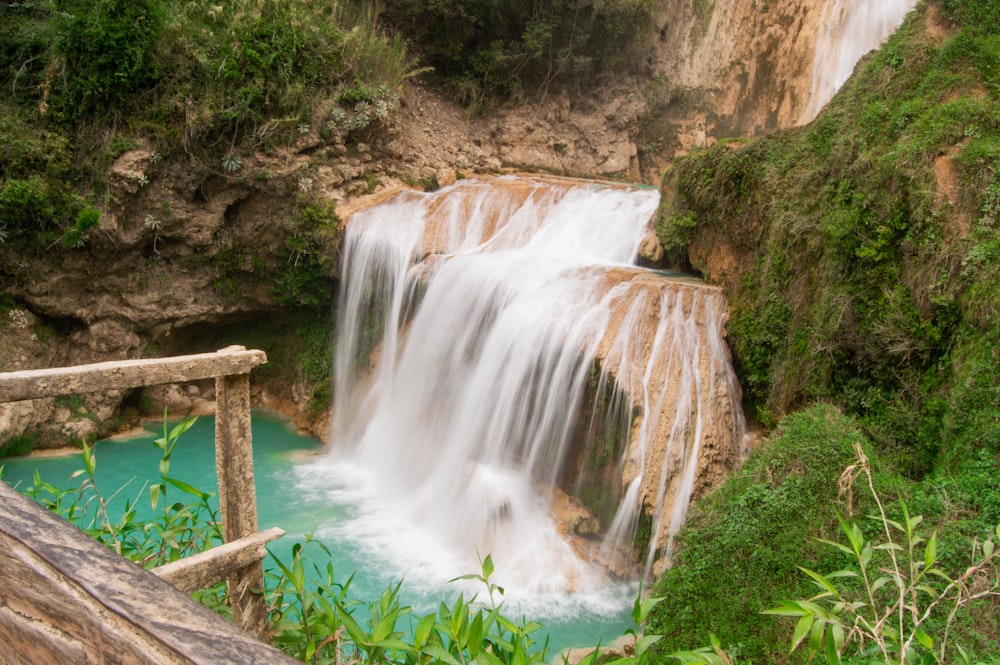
[{"xmin": 0, "ymin": 410, "xmax": 633, "ymax": 654}]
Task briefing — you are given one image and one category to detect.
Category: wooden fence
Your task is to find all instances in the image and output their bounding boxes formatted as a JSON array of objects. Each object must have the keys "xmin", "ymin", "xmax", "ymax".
[{"xmin": 0, "ymin": 346, "xmax": 299, "ymax": 664}]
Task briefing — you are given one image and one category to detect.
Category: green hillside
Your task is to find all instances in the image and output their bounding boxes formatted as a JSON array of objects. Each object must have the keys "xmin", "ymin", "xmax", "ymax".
[{"xmin": 650, "ymin": 0, "xmax": 1000, "ymax": 660}]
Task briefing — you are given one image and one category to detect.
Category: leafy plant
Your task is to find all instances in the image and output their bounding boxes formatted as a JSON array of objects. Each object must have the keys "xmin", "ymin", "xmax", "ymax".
[
  {"xmin": 21, "ymin": 413, "xmax": 222, "ymax": 568},
  {"xmin": 382, "ymin": 0, "xmax": 656, "ymax": 107},
  {"xmin": 764, "ymin": 444, "xmax": 1000, "ymax": 665},
  {"xmin": 576, "ymin": 591, "xmax": 665, "ymax": 665},
  {"xmin": 51, "ymin": 0, "xmax": 165, "ymax": 121}
]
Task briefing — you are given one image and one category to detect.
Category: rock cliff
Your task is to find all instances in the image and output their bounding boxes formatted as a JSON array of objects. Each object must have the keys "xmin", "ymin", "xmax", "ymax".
[{"xmin": 1, "ymin": 0, "xmax": 915, "ymax": 451}]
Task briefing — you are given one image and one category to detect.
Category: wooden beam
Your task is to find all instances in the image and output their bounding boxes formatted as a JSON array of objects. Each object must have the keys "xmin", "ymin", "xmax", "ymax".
[
  {"xmin": 215, "ymin": 371, "xmax": 269, "ymax": 640},
  {"xmin": 153, "ymin": 527, "xmax": 285, "ymax": 593},
  {"xmin": 0, "ymin": 346, "xmax": 266, "ymax": 403},
  {"xmin": 0, "ymin": 482, "xmax": 299, "ymax": 665}
]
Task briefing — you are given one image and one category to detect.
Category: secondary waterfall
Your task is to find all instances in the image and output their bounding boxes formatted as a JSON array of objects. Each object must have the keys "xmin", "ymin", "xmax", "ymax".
[
  {"xmin": 804, "ymin": 0, "xmax": 918, "ymax": 122},
  {"xmin": 319, "ymin": 175, "xmax": 747, "ymax": 600}
]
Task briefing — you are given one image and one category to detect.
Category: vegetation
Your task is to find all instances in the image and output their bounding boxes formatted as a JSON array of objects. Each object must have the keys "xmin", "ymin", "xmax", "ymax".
[
  {"xmin": 0, "ymin": 0, "xmax": 414, "ymax": 251},
  {"xmin": 2, "ymin": 0, "xmax": 998, "ymax": 662},
  {"xmin": 651, "ymin": 406, "xmax": 999, "ymax": 663},
  {"xmin": 652, "ymin": 0, "xmax": 1000, "ymax": 661},
  {"xmin": 656, "ymin": 0, "xmax": 999, "ymax": 457},
  {"xmin": 381, "ymin": 0, "xmax": 657, "ymax": 108}
]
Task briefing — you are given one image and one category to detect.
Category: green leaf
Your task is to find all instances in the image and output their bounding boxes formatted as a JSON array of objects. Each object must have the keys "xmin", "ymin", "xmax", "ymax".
[
  {"xmin": 149, "ymin": 484, "xmax": 160, "ymax": 511},
  {"xmin": 169, "ymin": 415, "xmax": 198, "ymax": 440},
  {"xmin": 790, "ymin": 614, "xmax": 815, "ymax": 653},
  {"xmin": 370, "ymin": 610, "xmax": 398, "ymax": 644},
  {"xmin": 871, "ymin": 575, "xmax": 894, "ymax": 593},
  {"xmin": 422, "ymin": 644, "xmax": 462, "ymax": 665},
  {"xmin": 799, "ymin": 566, "xmax": 841, "ymax": 596},
  {"xmin": 813, "ymin": 537, "xmax": 856, "ymax": 557},
  {"xmin": 482, "ymin": 554, "xmax": 494, "ymax": 579},
  {"xmin": 414, "ymin": 613, "xmax": 436, "ymax": 647},
  {"xmin": 336, "ymin": 602, "xmax": 370, "ymax": 647},
  {"xmin": 824, "ymin": 625, "xmax": 841, "ymax": 664},
  {"xmin": 762, "ymin": 601, "xmax": 809, "ymax": 617},
  {"xmin": 292, "ymin": 553, "xmax": 305, "ymax": 593},
  {"xmin": 924, "ymin": 532, "xmax": 938, "ymax": 569},
  {"xmin": 82, "ymin": 442, "xmax": 96, "ymax": 475},
  {"xmin": 635, "ymin": 634, "xmax": 663, "ymax": 654},
  {"xmin": 372, "ymin": 638, "xmax": 416, "ymax": 655},
  {"xmin": 164, "ymin": 476, "xmax": 209, "ymax": 500},
  {"xmin": 915, "ymin": 584, "xmax": 940, "ymax": 598},
  {"xmin": 914, "ymin": 628, "xmax": 933, "ymax": 651},
  {"xmin": 467, "ymin": 612, "xmax": 485, "ymax": 656},
  {"xmin": 637, "ymin": 596, "xmax": 666, "ymax": 624},
  {"xmin": 831, "ymin": 621, "xmax": 845, "ymax": 652},
  {"xmin": 860, "ymin": 543, "xmax": 874, "ymax": 568},
  {"xmin": 807, "ymin": 615, "xmax": 825, "ymax": 654}
]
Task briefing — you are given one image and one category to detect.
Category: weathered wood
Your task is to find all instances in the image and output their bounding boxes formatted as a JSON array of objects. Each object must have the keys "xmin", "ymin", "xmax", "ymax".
[
  {"xmin": 153, "ymin": 527, "xmax": 285, "ymax": 593},
  {"xmin": 215, "ymin": 371, "xmax": 269, "ymax": 640},
  {"xmin": 0, "ymin": 482, "xmax": 299, "ymax": 665},
  {"xmin": 0, "ymin": 346, "xmax": 266, "ymax": 403}
]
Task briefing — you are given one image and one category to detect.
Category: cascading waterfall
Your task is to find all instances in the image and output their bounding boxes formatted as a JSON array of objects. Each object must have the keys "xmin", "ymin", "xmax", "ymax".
[
  {"xmin": 312, "ymin": 175, "xmax": 747, "ymax": 604},
  {"xmin": 804, "ymin": 0, "xmax": 918, "ymax": 122}
]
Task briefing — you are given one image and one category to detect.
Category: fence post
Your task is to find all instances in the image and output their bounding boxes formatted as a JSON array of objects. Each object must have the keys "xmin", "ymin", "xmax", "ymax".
[{"xmin": 215, "ymin": 371, "xmax": 269, "ymax": 640}]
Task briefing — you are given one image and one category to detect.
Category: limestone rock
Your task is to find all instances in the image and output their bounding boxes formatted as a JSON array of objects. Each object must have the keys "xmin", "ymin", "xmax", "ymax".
[
  {"xmin": 141, "ymin": 384, "xmax": 193, "ymax": 416},
  {"xmin": 638, "ymin": 229, "xmax": 665, "ymax": 264}
]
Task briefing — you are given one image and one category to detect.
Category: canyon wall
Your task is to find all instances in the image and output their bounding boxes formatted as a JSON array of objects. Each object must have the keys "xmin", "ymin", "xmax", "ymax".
[{"xmin": 0, "ymin": 0, "xmax": 916, "ymax": 451}]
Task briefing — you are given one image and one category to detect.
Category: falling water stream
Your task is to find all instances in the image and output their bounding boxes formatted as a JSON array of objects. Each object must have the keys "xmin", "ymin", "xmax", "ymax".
[
  {"xmin": 805, "ymin": 0, "xmax": 919, "ymax": 121},
  {"xmin": 301, "ymin": 175, "xmax": 748, "ymax": 615},
  {"xmin": 3, "ymin": 176, "xmax": 749, "ymax": 650}
]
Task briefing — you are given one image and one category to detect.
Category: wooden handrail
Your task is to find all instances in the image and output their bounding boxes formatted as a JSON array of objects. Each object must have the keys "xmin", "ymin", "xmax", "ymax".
[
  {"xmin": 153, "ymin": 527, "xmax": 286, "ymax": 593},
  {"xmin": 0, "ymin": 346, "xmax": 277, "ymax": 644},
  {"xmin": 0, "ymin": 346, "xmax": 266, "ymax": 402}
]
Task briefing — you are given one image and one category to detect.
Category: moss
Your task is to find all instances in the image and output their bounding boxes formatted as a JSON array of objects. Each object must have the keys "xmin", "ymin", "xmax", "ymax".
[
  {"xmin": 649, "ymin": 405, "xmax": 882, "ymax": 663},
  {"xmin": 656, "ymin": 0, "xmax": 999, "ymax": 471},
  {"xmin": 650, "ymin": 1, "xmax": 1000, "ymax": 658},
  {"xmin": 0, "ymin": 431, "xmax": 39, "ymax": 458}
]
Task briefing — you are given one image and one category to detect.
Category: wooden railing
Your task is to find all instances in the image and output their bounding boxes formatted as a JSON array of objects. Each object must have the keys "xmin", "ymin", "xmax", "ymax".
[{"xmin": 0, "ymin": 346, "xmax": 297, "ymax": 663}]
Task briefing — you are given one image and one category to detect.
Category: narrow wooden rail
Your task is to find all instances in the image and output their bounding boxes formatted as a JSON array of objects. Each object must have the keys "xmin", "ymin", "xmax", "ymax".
[
  {"xmin": 0, "ymin": 346, "xmax": 288, "ymax": 659},
  {"xmin": 0, "ymin": 347, "xmax": 266, "ymax": 402}
]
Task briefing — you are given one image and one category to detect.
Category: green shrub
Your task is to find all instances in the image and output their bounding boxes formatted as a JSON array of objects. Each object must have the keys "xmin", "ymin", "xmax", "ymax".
[
  {"xmin": 272, "ymin": 198, "xmax": 341, "ymax": 308},
  {"xmin": 51, "ymin": 0, "xmax": 164, "ymax": 121},
  {"xmin": 649, "ymin": 405, "xmax": 884, "ymax": 663},
  {"xmin": 382, "ymin": 0, "xmax": 656, "ymax": 107}
]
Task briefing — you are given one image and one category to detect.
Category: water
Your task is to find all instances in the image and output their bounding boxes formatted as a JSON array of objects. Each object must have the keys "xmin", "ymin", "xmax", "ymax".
[
  {"xmin": 322, "ymin": 175, "xmax": 747, "ymax": 612},
  {"xmin": 804, "ymin": 0, "xmax": 919, "ymax": 121},
  {"xmin": 2, "ymin": 176, "xmax": 748, "ymax": 652},
  {"xmin": 0, "ymin": 411, "xmax": 634, "ymax": 652}
]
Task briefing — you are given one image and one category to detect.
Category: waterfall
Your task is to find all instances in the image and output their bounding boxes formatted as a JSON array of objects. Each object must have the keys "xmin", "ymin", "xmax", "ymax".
[
  {"xmin": 318, "ymin": 175, "xmax": 747, "ymax": 599},
  {"xmin": 804, "ymin": 0, "xmax": 918, "ymax": 122}
]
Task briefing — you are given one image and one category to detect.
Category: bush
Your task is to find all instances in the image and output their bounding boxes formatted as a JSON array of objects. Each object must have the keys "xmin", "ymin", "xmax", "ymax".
[
  {"xmin": 0, "ymin": 176, "xmax": 98, "ymax": 248},
  {"xmin": 649, "ymin": 405, "xmax": 885, "ymax": 663},
  {"xmin": 51, "ymin": 0, "xmax": 164, "ymax": 121},
  {"xmin": 272, "ymin": 197, "xmax": 341, "ymax": 308},
  {"xmin": 382, "ymin": 0, "xmax": 657, "ymax": 106}
]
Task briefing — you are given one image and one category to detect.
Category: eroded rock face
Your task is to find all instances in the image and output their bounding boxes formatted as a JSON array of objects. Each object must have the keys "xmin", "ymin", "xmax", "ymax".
[{"xmin": 1, "ymin": 0, "xmax": 889, "ymax": 451}]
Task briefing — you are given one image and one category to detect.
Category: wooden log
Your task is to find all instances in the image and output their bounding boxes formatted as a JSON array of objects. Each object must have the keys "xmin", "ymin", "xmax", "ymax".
[
  {"xmin": 0, "ymin": 346, "xmax": 266, "ymax": 403},
  {"xmin": 0, "ymin": 482, "xmax": 299, "ymax": 665},
  {"xmin": 153, "ymin": 527, "xmax": 285, "ymax": 593},
  {"xmin": 214, "ymin": 371, "xmax": 269, "ymax": 640}
]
